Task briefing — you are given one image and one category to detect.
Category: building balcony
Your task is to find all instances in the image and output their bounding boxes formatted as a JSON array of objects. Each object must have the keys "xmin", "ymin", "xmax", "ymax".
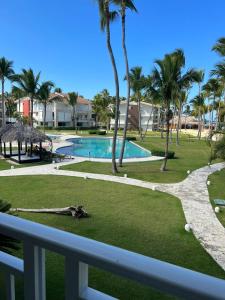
[{"xmin": 0, "ymin": 213, "xmax": 225, "ymax": 300}]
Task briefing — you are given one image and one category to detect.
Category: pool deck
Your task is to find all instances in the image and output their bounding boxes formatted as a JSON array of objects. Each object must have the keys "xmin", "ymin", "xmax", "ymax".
[{"xmin": 51, "ymin": 134, "xmax": 164, "ymax": 163}]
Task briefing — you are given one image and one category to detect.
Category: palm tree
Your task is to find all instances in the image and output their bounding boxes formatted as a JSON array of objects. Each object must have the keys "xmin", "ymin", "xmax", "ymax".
[
  {"xmin": 92, "ymin": 89, "xmax": 112, "ymax": 128},
  {"xmin": 127, "ymin": 66, "xmax": 145, "ymax": 140},
  {"xmin": 203, "ymin": 79, "xmax": 222, "ymax": 130},
  {"xmin": 190, "ymin": 94, "xmax": 205, "ymax": 139},
  {"xmin": 212, "ymin": 37, "xmax": 225, "ymax": 57},
  {"xmin": 183, "ymin": 104, "xmax": 191, "ymax": 130},
  {"xmin": 68, "ymin": 92, "xmax": 78, "ymax": 132},
  {"xmin": 175, "ymin": 91, "xmax": 188, "ymax": 145},
  {"xmin": 151, "ymin": 49, "xmax": 197, "ymax": 171},
  {"xmin": 0, "ymin": 57, "xmax": 14, "ymax": 126},
  {"xmin": 11, "ymin": 85, "xmax": 25, "ymax": 115},
  {"xmin": 112, "ymin": 0, "xmax": 137, "ymax": 167},
  {"xmin": 211, "ymin": 63, "xmax": 225, "ymax": 104},
  {"xmin": 37, "ymin": 81, "xmax": 54, "ymax": 133},
  {"xmin": 12, "ymin": 69, "xmax": 41, "ymax": 127},
  {"xmin": 54, "ymin": 87, "xmax": 62, "ymax": 93},
  {"xmin": 95, "ymin": 0, "xmax": 120, "ymax": 174}
]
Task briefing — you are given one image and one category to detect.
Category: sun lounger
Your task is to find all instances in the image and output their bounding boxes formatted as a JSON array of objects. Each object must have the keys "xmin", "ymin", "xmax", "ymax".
[{"xmin": 214, "ymin": 199, "xmax": 225, "ymax": 206}]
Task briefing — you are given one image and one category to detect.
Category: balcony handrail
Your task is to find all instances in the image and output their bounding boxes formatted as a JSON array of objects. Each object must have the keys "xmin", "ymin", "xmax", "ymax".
[{"xmin": 0, "ymin": 212, "xmax": 225, "ymax": 300}]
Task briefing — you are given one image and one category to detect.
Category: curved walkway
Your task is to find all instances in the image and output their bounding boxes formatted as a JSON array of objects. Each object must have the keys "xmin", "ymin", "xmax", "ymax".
[{"xmin": 0, "ymin": 161, "xmax": 225, "ymax": 270}]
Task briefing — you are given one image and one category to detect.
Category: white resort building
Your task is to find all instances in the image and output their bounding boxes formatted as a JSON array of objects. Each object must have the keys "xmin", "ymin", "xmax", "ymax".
[
  {"xmin": 110, "ymin": 101, "xmax": 160, "ymax": 131},
  {"xmin": 16, "ymin": 93, "xmax": 95, "ymax": 128}
]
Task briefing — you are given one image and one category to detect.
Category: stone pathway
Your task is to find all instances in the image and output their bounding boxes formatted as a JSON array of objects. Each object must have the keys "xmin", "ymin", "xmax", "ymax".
[{"xmin": 0, "ymin": 160, "xmax": 225, "ymax": 270}]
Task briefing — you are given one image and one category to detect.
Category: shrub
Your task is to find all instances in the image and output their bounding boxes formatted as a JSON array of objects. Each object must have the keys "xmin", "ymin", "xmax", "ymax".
[
  {"xmin": 97, "ymin": 130, "xmax": 106, "ymax": 135},
  {"xmin": 151, "ymin": 150, "xmax": 175, "ymax": 159},
  {"xmin": 126, "ymin": 136, "xmax": 137, "ymax": 141},
  {"xmin": 213, "ymin": 134, "xmax": 225, "ymax": 160},
  {"xmin": 89, "ymin": 130, "xmax": 97, "ymax": 134}
]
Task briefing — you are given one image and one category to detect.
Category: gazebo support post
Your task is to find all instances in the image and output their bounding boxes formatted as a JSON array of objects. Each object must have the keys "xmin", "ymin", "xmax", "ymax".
[
  {"xmin": 30, "ymin": 143, "xmax": 33, "ymax": 157},
  {"xmin": 9, "ymin": 143, "xmax": 12, "ymax": 156},
  {"xmin": 18, "ymin": 142, "xmax": 21, "ymax": 163},
  {"xmin": 39, "ymin": 142, "xmax": 42, "ymax": 160},
  {"xmin": 0, "ymin": 139, "xmax": 2, "ymax": 154},
  {"xmin": 3, "ymin": 143, "xmax": 6, "ymax": 157},
  {"xmin": 25, "ymin": 142, "xmax": 28, "ymax": 153}
]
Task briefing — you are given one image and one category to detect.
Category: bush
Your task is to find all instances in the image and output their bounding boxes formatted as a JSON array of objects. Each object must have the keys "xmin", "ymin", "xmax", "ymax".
[
  {"xmin": 151, "ymin": 150, "xmax": 175, "ymax": 159},
  {"xmin": 89, "ymin": 130, "xmax": 97, "ymax": 134},
  {"xmin": 97, "ymin": 130, "xmax": 106, "ymax": 135},
  {"xmin": 213, "ymin": 134, "xmax": 225, "ymax": 160},
  {"xmin": 126, "ymin": 136, "xmax": 137, "ymax": 141}
]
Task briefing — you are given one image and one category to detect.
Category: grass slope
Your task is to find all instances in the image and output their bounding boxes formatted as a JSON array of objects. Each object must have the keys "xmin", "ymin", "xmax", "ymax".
[{"xmin": 0, "ymin": 175, "xmax": 224, "ymax": 299}]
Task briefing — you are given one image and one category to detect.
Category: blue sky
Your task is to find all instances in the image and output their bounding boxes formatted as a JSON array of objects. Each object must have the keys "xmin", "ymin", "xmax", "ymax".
[{"xmin": 1, "ymin": 0, "xmax": 225, "ymax": 101}]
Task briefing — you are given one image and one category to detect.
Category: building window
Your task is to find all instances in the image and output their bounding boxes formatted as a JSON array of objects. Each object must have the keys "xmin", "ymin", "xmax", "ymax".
[{"xmin": 58, "ymin": 122, "xmax": 66, "ymax": 127}]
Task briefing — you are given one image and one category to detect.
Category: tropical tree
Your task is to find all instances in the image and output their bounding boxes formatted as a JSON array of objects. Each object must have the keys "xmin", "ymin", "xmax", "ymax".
[
  {"xmin": 0, "ymin": 200, "xmax": 19, "ymax": 254},
  {"xmin": 37, "ymin": 81, "xmax": 54, "ymax": 132},
  {"xmin": 183, "ymin": 104, "xmax": 191, "ymax": 130},
  {"xmin": 151, "ymin": 49, "xmax": 197, "ymax": 171},
  {"xmin": 95, "ymin": 0, "xmax": 120, "ymax": 174},
  {"xmin": 212, "ymin": 37, "xmax": 225, "ymax": 57},
  {"xmin": 11, "ymin": 85, "xmax": 25, "ymax": 114},
  {"xmin": 127, "ymin": 66, "xmax": 146, "ymax": 140},
  {"xmin": 92, "ymin": 89, "xmax": 113, "ymax": 128},
  {"xmin": 68, "ymin": 92, "xmax": 79, "ymax": 132},
  {"xmin": 111, "ymin": 0, "xmax": 137, "ymax": 167},
  {"xmin": 0, "ymin": 57, "xmax": 14, "ymax": 126},
  {"xmin": 4, "ymin": 92, "xmax": 17, "ymax": 120},
  {"xmin": 175, "ymin": 91, "xmax": 188, "ymax": 144},
  {"xmin": 190, "ymin": 93, "xmax": 205, "ymax": 139},
  {"xmin": 54, "ymin": 87, "xmax": 62, "ymax": 93},
  {"xmin": 203, "ymin": 78, "xmax": 222, "ymax": 130},
  {"xmin": 12, "ymin": 69, "xmax": 41, "ymax": 127}
]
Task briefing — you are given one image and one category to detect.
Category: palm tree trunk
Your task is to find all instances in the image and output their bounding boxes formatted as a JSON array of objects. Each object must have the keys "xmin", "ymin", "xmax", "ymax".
[
  {"xmin": 138, "ymin": 98, "xmax": 143, "ymax": 141},
  {"xmin": 105, "ymin": 4, "xmax": 120, "ymax": 174},
  {"xmin": 1, "ymin": 79, "xmax": 5, "ymax": 126},
  {"xmin": 161, "ymin": 109, "xmax": 170, "ymax": 171},
  {"xmin": 198, "ymin": 109, "xmax": 201, "ymax": 140},
  {"xmin": 142, "ymin": 104, "xmax": 154, "ymax": 139},
  {"xmin": 30, "ymin": 96, "xmax": 34, "ymax": 127},
  {"xmin": 43, "ymin": 102, "xmax": 47, "ymax": 133},
  {"xmin": 73, "ymin": 106, "xmax": 75, "ymax": 129},
  {"xmin": 176, "ymin": 103, "xmax": 182, "ymax": 145},
  {"xmin": 119, "ymin": 7, "xmax": 130, "ymax": 167}
]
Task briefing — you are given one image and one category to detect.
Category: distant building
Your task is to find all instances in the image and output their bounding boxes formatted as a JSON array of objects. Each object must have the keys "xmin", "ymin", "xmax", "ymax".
[
  {"xmin": 16, "ymin": 93, "xmax": 95, "ymax": 128},
  {"xmin": 172, "ymin": 115, "xmax": 202, "ymax": 129},
  {"xmin": 110, "ymin": 101, "xmax": 160, "ymax": 131}
]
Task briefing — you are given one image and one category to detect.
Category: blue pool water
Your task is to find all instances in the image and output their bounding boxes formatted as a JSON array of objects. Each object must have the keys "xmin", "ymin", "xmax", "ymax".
[{"xmin": 56, "ymin": 138, "xmax": 151, "ymax": 159}]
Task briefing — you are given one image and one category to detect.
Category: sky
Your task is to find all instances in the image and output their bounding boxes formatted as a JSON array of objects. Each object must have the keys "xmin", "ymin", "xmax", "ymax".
[{"xmin": 1, "ymin": 0, "xmax": 225, "ymax": 102}]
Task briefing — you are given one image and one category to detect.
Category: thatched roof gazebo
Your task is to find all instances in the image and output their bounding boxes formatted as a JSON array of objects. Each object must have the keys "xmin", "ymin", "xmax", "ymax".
[{"xmin": 0, "ymin": 123, "xmax": 51, "ymax": 163}]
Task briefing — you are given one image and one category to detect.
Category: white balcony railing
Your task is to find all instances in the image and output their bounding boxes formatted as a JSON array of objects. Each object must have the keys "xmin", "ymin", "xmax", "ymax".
[{"xmin": 0, "ymin": 212, "xmax": 225, "ymax": 300}]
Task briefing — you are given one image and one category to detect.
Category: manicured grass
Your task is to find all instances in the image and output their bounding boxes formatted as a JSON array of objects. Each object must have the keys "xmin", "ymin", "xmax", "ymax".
[
  {"xmin": 61, "ymin": 137, "xmax": 214, "ymax": 183},
  {"xmin": 0, "ymin": 175, "xmax": 224, "ymax": 299},
  {"xmin": 0, "ymin": 159, "xmax": 13, "ymax": 170},
  {"xmin": 208, "ymin": 169, "xmax": 225, "ymax": 227}
]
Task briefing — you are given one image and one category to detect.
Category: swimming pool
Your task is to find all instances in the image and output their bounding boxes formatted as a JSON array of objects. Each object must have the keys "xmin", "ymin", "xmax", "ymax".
[{"xmin": 56, "ymin": 138, "xmax": 151, "ymax": 159}]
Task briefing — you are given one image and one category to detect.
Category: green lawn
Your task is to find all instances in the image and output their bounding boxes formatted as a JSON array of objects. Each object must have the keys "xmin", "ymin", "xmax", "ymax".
[
  {"xmin": 0, "ymin": 159, "xmax": 13, "ymax": 170},
  {"xmin": 0, "ymin": 175, "xmax": 224, "ymax": 299},
  {"xmin": 208, "ymin": 169, "xmax": 225, "ymax": 227},
  {"xmin": 61, "ymin": 137, "xmax": 213, "ymax": 183}
]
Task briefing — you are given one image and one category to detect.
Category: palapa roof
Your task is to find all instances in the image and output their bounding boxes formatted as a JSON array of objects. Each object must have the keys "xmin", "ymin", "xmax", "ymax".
[{"xmin": 0, "ymin": 123, "xmax": 51, "ymax": 143}]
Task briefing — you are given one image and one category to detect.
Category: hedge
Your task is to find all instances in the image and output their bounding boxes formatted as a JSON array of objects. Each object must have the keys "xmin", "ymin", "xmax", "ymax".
[{"xmin": 151, "ymin": 150, "xmax": 175, "ymax": 159}]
